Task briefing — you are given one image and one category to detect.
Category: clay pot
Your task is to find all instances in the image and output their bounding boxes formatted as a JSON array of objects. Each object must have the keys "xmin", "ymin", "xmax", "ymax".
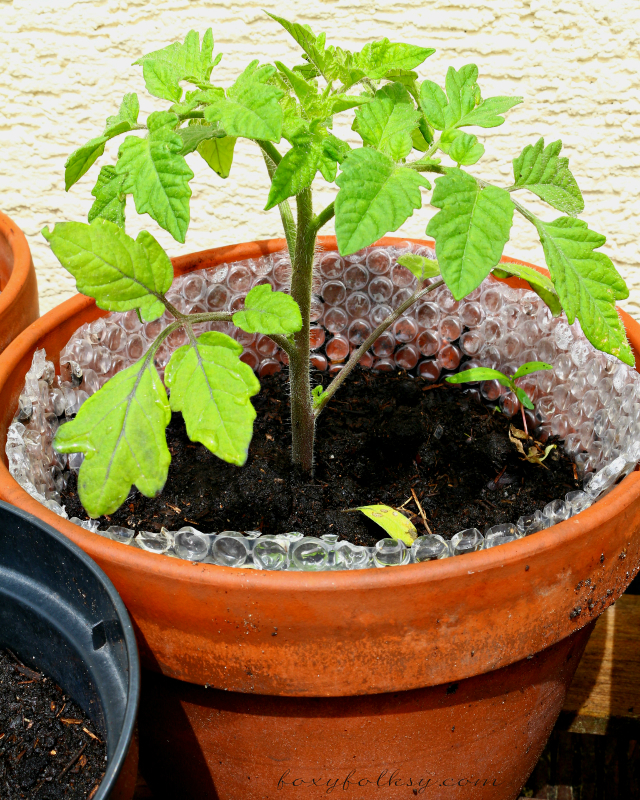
[
  {"xmin": 0, "ymin": 237, "xmax": 639, "ymax": 800},
  {"xmin": 0, "ymin": 210, "xmax": 39, "ymax": 353}
]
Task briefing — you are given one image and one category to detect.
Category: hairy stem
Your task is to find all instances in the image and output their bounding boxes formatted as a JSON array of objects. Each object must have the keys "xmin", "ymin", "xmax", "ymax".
[
  {"xmin": 289, "ymin": 188, "xmax": 316, "ymax": 472},
  {"xmin": 314, "ymin": 279, "xmax": 445, "ymax": 418},
  {"xmin": 311, "ymin": 201, "xmax": 335, "ymax": 237}
]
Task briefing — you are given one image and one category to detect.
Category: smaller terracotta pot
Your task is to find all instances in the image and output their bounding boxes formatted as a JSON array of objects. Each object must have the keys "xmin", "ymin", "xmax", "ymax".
[{"xmin": 0, "ymin": 210, "xmax": 39, "ymax": 353}]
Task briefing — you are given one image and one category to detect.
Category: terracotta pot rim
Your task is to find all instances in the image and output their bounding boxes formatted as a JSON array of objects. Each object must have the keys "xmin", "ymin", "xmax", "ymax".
[
  {"xmin": 0, "ymin": 236, "xmax": 638, "ymax": 593},
  {"xmin": 0, "ymin": 210, "xmax": 34, "ymax": 319}
]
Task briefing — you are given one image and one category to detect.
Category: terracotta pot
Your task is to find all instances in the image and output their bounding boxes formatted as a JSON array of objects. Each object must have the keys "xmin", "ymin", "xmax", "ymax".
[
  {"xmin": 0, "ymin": 237, "xmax": 639, "ymax": 800},
  {"xmin": 0, "ymin": 210, "xmax": 39, "ymax": 353}
]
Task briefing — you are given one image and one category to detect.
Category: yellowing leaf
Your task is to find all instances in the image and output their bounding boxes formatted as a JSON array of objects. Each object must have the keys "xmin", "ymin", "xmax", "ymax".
[{"xmin": 353, "ymin": 504, "xmax": 417, "ymax": 546}]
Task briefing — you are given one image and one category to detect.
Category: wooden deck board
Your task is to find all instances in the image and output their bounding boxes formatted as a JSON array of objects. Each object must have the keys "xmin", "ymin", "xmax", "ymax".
[{"xmin": 557, "ymin": 594, "xmax": 640, "ymax": 736}]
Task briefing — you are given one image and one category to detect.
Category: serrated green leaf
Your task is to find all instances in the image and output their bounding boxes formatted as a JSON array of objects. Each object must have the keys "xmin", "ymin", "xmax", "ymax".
[
  {"xmin": 353, "ymin": 82, "xmax": 420, "ymax": 161},
  {"xmin": 198, "ymin": 135, "xmax": 236, "ymax": 179},
  {"xmin": 42, "ymin": 218, "xmax": 171, "ymax": 321},
  {"xmin": 446, "ymin": 368, "xmax": 512, "ymax": 387},
  {"xmin": 275, "ymin": 60, "xmax": 317, "ymax": 106},
  {"xmin": 268, "ymin": 14, "xmax": 332, "ymax": 76},
  {"xmin": 426, "ymin": 169, "xmax": 514, "ymax": 300},
  {"xmin": 267, "ymin": 13, "xmax": 360, "ymax": 87},
  {"xmin": 335, "ymin": 148, "xmax": 429, "ymax": 256},
  {"xmin": 169, "ymin": 90, "xmax": 203, "ymax": 117},
  {"xmin": 53, "ymin": 360, "xmax": 171, "ymax": 518},
  {"xmin": 332, "ymin": 95, "xmax": 373, "ymax": 115},
  {"xmin": 437, "ymin": 128, "xmax": 464, "ymax": 155},
  {"xmin": 204, "ymin": 62, "xmax": 284, "ymax": 142},
  {"xmin": 104, "ymin": 93, "xmax": 140, "ymax": 137},
  {"xmin": 177, "ymin": 124, "xmax": 223, "ymax": 155},
  {"xmin": 457, "ymin": 95, "xmax": 523, "ymax": 129},
  {"xmin": 88, "ymin": 166, "xmax": 126, "ymax": 228},
  {"xmin": 265, "ymin": 136, "xmax": 325, "ymax": 209},
  {"xmin": 492, "ymin": 261, "xmax": 562, "ymax": 316},
  {"xmin": 232, "ymin": 284, "xmax": 302, "ymax": 334},
  {"xmin": 165, "ymin": 332, "xmax": 260, "ymax": 466},
  {"xmin": 116, "ymin": 111, "xmax": 193, "ymax": 243},
  {"xmin": 444, "ymin": 64, "xmax": 480, "ymax": 126},
  {"xmin": 534, "ymin": 216, "xmax": 633, "ymax": 365},
  {"xmin": 419, "ymin": 68, "xmax": 520, "ymax": 133},
  {"xmin": 397, "ymin": 254, "xmax": 440, "ymax": 282},
  {"xmin": 355, "ymin": 39, "xmax": 434, "ymax": 80},
  {"xmin": 64, "ymin": 94, "xmax": 140, "ymax": 191},
  {"xmin": 512, "ymin": 138, "xmax": 584, "ymax": 216},
  {"xmin": 448, "ymin": 132, "xmax": 484, "ymax": 165},
  {"xmin": 353, "ymin": 504, "xmax": 417, "ymax": 546},
  {"xmin": 134, "ymin": 29, "xmax": 216, "ymax": 102},
  {"xmin": 512, "ymin": 361, "xmax": 553, "ymax": 380}
]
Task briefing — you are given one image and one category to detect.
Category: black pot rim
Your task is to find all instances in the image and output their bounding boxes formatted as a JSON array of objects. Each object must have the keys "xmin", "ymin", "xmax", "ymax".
[{"xmin": 0, "ymin": 499, "xmax": 140, "ymax": 799}]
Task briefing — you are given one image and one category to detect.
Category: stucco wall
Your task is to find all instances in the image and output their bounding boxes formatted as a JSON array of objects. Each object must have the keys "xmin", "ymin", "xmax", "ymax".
[{"xmin": 1, "ymin": 0, "xmax": 639, "ymax": 317}]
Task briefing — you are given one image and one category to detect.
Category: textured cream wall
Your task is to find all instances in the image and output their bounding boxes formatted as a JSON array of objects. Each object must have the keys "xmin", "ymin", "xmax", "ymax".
[{"xmin": 1, "ymin": 0, "xmax": 639, "ymax": 318}]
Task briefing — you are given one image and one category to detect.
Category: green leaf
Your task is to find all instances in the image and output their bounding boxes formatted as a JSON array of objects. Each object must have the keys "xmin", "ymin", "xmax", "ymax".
[
  {"xmin": 437, "ymin": 128, "xmax": 464, "ymax": 155},
  {"xmin": 492, "ymin": 261, "xmax": 562, "ymax": 317},
  {"xmin": 512, "ymin": 361, "xmax": 553, "ymax": 380},
  {"xmin": 426, "ymin": 169, "xmax": 514, "ymax": 300},
  {"xmin": 353, "ymin": 82, "xmax": 420, "ymax": 161},
  {"xmin": 328, "ymin": 94, "xmax": 372, "ymax": 114},
  {"xmin": 352, "ymin": 504, "xmax": 417, "ymax": 547},
  {"xmin": 53, "ymin": 360, "xmax": 171, "ymax": 518},
  {"xmin": 267, "ymin": 14, "xmax": 349, "ymax": 84},
  {"xmin": 232, "ymin": 284, "xmax": 302, "ymax": 334},
  {"xmin": 457, "ymin": 95, "xmax": 523, "ymax": 129},
  {"xmin": 448, "ymin": 132, "xmax": 484, "ymax": 166},
  {"xmin": 446, "ymin": 368, "xmax": 513, "ymax": 387},
  {"xmin": 134, "ymin": 29, "xmax": 216, "ymax": 102},
  {"xmin": 335, "ymin": 148, "xmax": 430, "ymax": 256},
  {"xmin": 514, "ymin": 386, "xmax": 535, "ymax": 410},
  {"xmin": 411, "ymin": 127, "xmax": 431, "ymax": 152},
  {"xmin": 419, "ymin": 80, "xmax": 448, "ymax": 131},
  {"xmin": 204, "ymin": 62, "xmax": 284, "ymax": 142},
  {"xmin": 397, "ymin": 254, "xmax": 440, "ymax": 282},
  {"xmin": 104, "ymin": 93, "xmax": 140, "ymax": 137},
  {"xmin": 198, "ymin": 135, "xmax": 237, "ymax": 179},
  {"xmin": 419, "ymin": 68, "xmax": 521, "ymax": 132},
  {"xmin": 165, "ymin": 332, "xmax": 260, "ymax": 466},
  {"xmin": 116, "ymin": 111, "xmax": 194, "ymax": 243},
  {"xmin": 512, "ymin": 138, "xmax": 584, "ymax": 216},
  {"xmin": 88, "ymin": 166, "xmax": 126, "ymax": 228},
  {"xmin": 64, "ymin": 93, "xmax": 140, "ymax": 191},
  {"xmin": 492, "ymin": 261, "xmax": 562, "ymax": 316},
  {"xmin": 177, "ymin": 124, "xmax": 222, "ymax": 155},
  {"xmin": 444, "ymin": 64, "xmax": 480, "ymax": 127},
  {"xmin": 534, "ymin": 216, "xmax": 633, "ymax": 365},
  {"xmin": 42, "ymin": 218, "xmax": 172, "ymax": 321},
  {"xmin": 275, "ymin": 60, "xmax": 317, "ymax": 106},
  {"xmin": 355, "ymin": 40, "xmax": 434, "ymax": 80},
  {"xmin": 265, "ymin": 135, "xmax": 325, "ymax": 209}
]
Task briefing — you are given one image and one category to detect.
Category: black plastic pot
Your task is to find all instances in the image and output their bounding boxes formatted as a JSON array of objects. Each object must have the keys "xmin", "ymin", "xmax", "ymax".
[{"xmin": 0, "ymin": 500, "xmax": 140, "ymax": 799}]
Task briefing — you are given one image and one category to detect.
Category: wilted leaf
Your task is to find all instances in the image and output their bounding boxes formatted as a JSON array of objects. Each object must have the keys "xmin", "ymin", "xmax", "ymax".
[{"xmin": 352, "ymin": 504, "xmax": 417, "ymax": 546}]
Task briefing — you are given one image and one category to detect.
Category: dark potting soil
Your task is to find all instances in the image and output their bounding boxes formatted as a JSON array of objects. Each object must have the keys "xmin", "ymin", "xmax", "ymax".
[
  {"xmin": 0, "ymin": 649, "xmax": 107, "ymax": 799},
  {"xmin": 62, "ymin": 369, "xmax": 580, "ymax": 546}
]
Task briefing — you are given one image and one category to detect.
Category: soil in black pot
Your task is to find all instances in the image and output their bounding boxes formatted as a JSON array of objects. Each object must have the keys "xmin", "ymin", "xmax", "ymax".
[
  {"xmin": 62, "ymin": 369, "xmax": 580, "ymax": 547},
  {"xmin": 0, "ymin": 649, "xmax": 107, "ymax": 798}
]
